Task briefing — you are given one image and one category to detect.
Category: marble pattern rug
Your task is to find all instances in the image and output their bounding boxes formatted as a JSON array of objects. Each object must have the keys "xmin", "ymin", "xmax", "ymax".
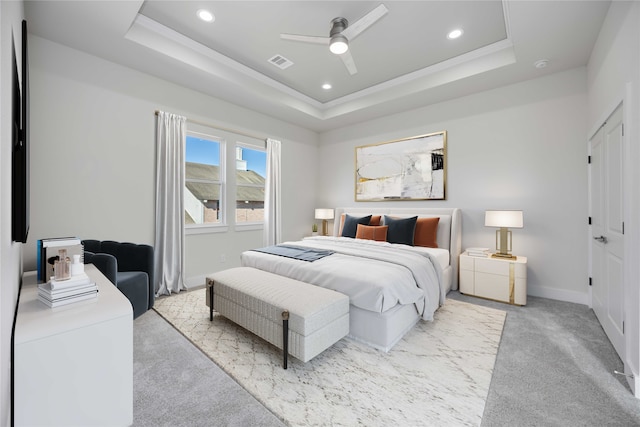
[{"xmin": 154, "ymin": 289, "xmax": 506, "ymax": 427}]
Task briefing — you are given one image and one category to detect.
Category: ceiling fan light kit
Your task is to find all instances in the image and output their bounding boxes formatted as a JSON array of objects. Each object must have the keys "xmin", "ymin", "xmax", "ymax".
[
  {"xmin": 329, "ymin": 17, "xmax": 349, "ymax": 54},
  {"xmin": 280, "ymin": 4, "xmax": 389, "ymax": 75},
  {"xmin": 330, "ymin": 35, "xmax": 349, "ymax": 55}
]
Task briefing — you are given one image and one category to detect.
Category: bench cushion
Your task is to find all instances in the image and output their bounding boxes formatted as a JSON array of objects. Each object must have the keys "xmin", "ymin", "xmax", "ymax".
[{"xmin": 207, "ymin": 267, "xmax": 349, "ymax": 363}]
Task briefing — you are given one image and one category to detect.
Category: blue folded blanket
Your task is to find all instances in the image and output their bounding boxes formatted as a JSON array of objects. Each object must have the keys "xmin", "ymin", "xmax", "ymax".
[{"xmin": 251, "ymin": 244, "xmax": 334, "ymax": 262}]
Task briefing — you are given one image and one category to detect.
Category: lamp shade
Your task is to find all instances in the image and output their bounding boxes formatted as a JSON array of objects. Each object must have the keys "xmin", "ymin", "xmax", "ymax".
[
  {"xmin": 315, "ymin": 208, "xmax": 334, "ymax": 220},
  {"xmin": 485, "ymin": 210, "xmax": 523, "ymax": 228}
]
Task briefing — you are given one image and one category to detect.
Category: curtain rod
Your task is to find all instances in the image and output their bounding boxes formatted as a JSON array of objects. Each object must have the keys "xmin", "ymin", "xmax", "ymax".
[{"xmin": 155, "ymin": 110, "xmax": 266, "ymax": 142}]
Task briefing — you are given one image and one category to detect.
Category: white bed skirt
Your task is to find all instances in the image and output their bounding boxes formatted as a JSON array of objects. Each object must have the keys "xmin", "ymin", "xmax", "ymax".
[
  {"xmin": 348, "ymin": 304, "xmax": 420, "ymax": 352},
  {"xmin": 349, "ymin": 265, "xmax": 452, "ymax": 352}
]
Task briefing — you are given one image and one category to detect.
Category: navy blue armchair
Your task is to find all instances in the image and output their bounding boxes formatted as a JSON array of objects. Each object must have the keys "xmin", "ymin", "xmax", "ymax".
[{"xmin": 83, "ymin": 240, "xmax": 154, "ymax": 319}]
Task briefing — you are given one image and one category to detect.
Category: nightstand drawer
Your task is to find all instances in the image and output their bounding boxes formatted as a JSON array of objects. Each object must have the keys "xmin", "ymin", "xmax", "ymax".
[
  {"xmin": 475, "ymin": 257, "xmax": 510, "ymax": 275},
  {"xmin": 459, "ymin": 255, "xmax": 475, "ymax": 271},
  {"xmin": 459, "ymin": 269, "xmax": 475, "ymax": 294},
  {"xmin": 475, "ymin": 272, "xmax": 510, "ymax": 301},
  {"xmin": 512, "ymin": 262, "xmax": 527, "ymax": 279}
]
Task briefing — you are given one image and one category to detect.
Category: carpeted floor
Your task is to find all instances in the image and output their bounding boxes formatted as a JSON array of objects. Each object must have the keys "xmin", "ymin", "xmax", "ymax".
[
  {"xmin": 133, "ymin": 309, "xmax": 285, "ymax": 427},
  {"xmin": 449, "ymin": 291, "xmax": 640, "ymax": 427},
  {"xmin": 153, "ymin": 288, "xmax": 506, "ymax": 427},
  {"xmin": 134, "ymin": 291, "xmax": 640, "ymax": 426}
]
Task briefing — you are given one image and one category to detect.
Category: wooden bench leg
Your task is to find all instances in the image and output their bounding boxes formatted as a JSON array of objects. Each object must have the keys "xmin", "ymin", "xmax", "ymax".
[
  {"xmin": 282, "ymin": 310, "xmax": 289, "ymax": 370},
  {"xmin": 208, "ymin": 280, "xmax": 214, "ymax": 321}
]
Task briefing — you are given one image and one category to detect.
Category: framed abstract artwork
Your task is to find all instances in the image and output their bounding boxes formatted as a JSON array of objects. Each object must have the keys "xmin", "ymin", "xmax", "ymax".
[{"xmin": 355, "ymin": 131, "xmax": 447, "ymax": 201}]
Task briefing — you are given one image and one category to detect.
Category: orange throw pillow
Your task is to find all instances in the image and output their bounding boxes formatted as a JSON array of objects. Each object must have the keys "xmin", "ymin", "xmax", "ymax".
[
  {"xmin": 355, "ymin": 224, "xmax": 388, "ymax": 242},
  {"xmin": 413, "ymin": 217, "xmax": 440, "ymax": 248}
]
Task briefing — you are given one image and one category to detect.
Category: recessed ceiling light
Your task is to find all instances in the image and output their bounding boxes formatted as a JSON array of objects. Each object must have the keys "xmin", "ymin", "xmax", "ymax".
[
  {"xmin": 447, "ymin": 29, "xmax": 463, "ymax": 40},
  {"xmin": 197, "ymin": 9, "xmax": 214, "ymax": 23},
  {"xmin": 534, "ymin": 59, "xmax": 549, "ymax": 69},
  {"xmin": 322, "ymin": 83, "xmax": 332, "ymax": 90}
]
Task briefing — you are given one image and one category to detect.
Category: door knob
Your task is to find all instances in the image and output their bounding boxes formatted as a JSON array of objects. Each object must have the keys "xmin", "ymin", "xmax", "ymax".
[{"xmin": 594, "ymin": 235, "xmax": 608, "ymax": 243}]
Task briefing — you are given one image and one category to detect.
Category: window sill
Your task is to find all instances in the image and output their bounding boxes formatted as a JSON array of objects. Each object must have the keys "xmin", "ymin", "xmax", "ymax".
[
  {"xmin": 235, "ymin": 223, "xmax": 264, "ymax": 232},
  {"xmin": 186, "ymin": 224, "xmax": 229, "ymax": 235}
]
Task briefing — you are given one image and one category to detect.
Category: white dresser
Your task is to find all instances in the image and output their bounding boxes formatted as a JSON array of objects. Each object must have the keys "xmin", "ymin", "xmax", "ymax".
[
  {"xmin": 14, "ymin": 264, "xmax": 133, "ymax": 426},
  {"xmin": 459, "ymin": 252, "xmax": 527, "ymax": 305}
]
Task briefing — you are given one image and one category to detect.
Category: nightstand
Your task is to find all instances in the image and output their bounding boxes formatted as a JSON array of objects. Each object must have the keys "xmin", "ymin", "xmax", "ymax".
[{"xmin": 459, "ymin": 252, "xmax": 527, "ymax": 305}]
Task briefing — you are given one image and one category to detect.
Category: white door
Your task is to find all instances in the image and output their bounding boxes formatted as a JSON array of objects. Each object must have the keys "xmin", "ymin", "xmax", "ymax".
[{"xmin": 590, "ymin": 105, "xmax": 625, "ymax": 358}]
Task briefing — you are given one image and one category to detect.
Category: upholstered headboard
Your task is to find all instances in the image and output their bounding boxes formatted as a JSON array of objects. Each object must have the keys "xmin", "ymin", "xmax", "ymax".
[{"xmin": 332, "ymin": 207, "xmax": 462, "ymax": 290}]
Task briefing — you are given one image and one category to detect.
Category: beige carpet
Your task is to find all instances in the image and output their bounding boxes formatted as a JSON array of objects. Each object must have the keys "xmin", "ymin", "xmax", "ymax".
[{"xmin": 154, "ymin": 288, "xmax": 506, "ymax": 427}]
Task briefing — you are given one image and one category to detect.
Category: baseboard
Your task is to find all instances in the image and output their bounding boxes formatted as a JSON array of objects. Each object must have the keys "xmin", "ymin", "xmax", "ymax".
[
  {"xmin": 185, "ymin": 274, "xmax": 207, "ymax": 291},
  {"xmin": 527, "ymin": 284, "xmax": 589, "ymax": 306},
  {"xmin": 622, "ymin": 359, "xmax": 640, "ymax": 399}
]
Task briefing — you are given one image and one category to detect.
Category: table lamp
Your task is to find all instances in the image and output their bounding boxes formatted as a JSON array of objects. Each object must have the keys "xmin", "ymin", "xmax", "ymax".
[
  {"xmin": 485, "ymin": 210, "xmax": 523, "ymax": 259},
  {"xmin": 315, "ymin": 209, "xmax": 334, "ymax": 236}
]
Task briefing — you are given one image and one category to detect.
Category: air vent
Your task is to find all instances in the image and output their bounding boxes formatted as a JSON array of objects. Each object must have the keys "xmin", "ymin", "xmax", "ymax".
[{"xmin": 268, "ymin": 54, "xmax": 293, "ymax": 70}]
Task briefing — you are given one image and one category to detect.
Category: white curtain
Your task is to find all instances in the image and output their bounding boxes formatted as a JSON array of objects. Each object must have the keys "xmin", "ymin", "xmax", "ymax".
[
  {"xmin": 154, "ymin": 111, "xmax": 187, "ymax": 296},
  {"xmin": 264, "ymin": 138, "xmax": 282, "ymax": 246}
]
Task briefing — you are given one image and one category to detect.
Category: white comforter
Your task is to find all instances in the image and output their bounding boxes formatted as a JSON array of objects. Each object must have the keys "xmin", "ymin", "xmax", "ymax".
[{"xmin": 240, "ymin": 236, "xmax": 445, "ymax": 321}]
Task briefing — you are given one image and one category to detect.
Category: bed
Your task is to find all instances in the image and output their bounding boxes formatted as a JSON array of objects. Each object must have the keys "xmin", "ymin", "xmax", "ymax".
[{"xmin": 240, "ymin": 207, "xmax": 462, "ymax": 351}]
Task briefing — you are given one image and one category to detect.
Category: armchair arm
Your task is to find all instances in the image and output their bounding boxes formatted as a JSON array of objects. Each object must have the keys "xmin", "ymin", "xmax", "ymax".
[
  {"xmin": 83, "ymin": 251, "xmax": 117, "ymax": 286},
  {"xmin": 102, "ymin": 241, "xmax": 155, "ymax": 309}
]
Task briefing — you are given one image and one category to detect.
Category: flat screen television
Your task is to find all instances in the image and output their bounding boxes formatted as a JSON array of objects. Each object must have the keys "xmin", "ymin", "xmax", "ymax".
[{"xmin": 12, "ymin": 20, "xmax": 29, "ymax": 243}]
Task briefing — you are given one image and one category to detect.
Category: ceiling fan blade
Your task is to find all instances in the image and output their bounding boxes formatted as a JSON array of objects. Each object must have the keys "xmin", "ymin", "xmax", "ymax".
[
  {"xmin": 339, "ymin": 50, "xmax": 358, "ymax": 75},
  {"xmin": 280, "ymin": 33, "xmax": 329, "ymax": 45},
  {"xmin": 341, "ymin": 4, "xmax": 388, "ymax": 41}
]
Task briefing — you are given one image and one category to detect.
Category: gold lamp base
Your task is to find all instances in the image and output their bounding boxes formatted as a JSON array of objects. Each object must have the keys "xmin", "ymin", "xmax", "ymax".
[
  {"xmin": 492, "ymin": 253, "xmax": 518, "ymax": 260},
  {"xmin": 493, "ymin": 228, "xmax": 516, "ymax": 259}
]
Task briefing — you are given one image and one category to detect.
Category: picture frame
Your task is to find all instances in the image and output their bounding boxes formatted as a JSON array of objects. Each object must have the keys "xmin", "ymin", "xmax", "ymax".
[{"xmin": 355, "ymin": 131, "xmax": 447, "ymax": 201}]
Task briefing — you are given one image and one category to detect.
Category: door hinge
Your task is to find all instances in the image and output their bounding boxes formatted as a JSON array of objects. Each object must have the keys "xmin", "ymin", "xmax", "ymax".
[
  {"xmin": 622, "ymin": 222, "xmax": 625, "ymax": 234},
  {"xmin": 623, "ymin": 321, "xmax": 625, "ymax": 334},
  {"xmin": 589, "ymin": 216, "xmax": 592, "ymax": 225},
  {"xmin": 589, "ymin": 277, "xmax": 592, "ymax": 287},
  {"xmin": 622, "ymin": 123, "xmax": 624, "ymax": 136},
  {"xmin": 588, "ymin": 155, "xmax": 591, "ymax": 164}
]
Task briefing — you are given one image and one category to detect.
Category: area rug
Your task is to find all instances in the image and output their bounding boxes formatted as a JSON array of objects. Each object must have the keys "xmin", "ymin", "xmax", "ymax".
[{"xmin": 154, "ymin": 288, "xmax": 506, "ymax": 427}]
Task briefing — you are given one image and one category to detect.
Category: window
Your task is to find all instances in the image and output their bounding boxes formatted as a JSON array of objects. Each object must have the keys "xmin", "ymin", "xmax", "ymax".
[
  {"xmin": 185, "ymin": 133, "xmax": 224, "ymax": 227},
  {"xmin": 235, "ymin": 144, "xmax": 266, "ymax": 224}
]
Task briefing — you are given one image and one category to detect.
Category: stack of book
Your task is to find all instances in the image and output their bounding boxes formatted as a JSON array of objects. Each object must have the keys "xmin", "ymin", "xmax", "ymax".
[
  {"xmin": 466, "ymin": 247, "xmax": 490, "ymax": 257},
  {"xmin": 37, "ymin": 272, "xmax": 98, "ymax": 308},
  {"xmin": 37, "ymin": 237, "xmax": 83, "ymax": 283}
]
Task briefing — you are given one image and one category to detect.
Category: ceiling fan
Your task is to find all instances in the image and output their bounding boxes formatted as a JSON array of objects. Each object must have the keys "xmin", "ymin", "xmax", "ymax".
[{"xmin": 280, "ymin": 4, "xmax": 389, "ymax": 75}]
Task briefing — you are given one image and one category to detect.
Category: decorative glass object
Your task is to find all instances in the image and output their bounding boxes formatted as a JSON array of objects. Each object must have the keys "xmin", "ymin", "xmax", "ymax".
[{"xmin": 54, "ymin": 248, "xmax": 71, "ymax": 281}]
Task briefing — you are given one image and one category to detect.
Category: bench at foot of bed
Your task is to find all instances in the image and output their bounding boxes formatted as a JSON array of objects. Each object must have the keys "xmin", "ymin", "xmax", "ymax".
[{"xmin": 206, "ymin": 266, "xmax": 349, "ymax": 369}]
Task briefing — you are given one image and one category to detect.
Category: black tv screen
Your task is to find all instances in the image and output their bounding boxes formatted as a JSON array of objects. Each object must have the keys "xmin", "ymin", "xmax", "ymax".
[{"xmin": 12, "ymin": 20, "xmax": 29, "ymax": 243}]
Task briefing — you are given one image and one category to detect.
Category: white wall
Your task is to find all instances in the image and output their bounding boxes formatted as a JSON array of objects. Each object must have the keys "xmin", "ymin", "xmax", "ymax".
[
  {"xmin": 319, "ymin": 68, "xmax": 589, "ymax": 304},
  {"xmin": 587, "ymin": 1, "xmax": 640, "ymax": 395},
  {"xmin": 27, "ymin": 36, "xmax": 319, "ymax": 287},
  {"xmin": 0, "ymin": 1, "xmax": 25, "ymax": 424}
]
